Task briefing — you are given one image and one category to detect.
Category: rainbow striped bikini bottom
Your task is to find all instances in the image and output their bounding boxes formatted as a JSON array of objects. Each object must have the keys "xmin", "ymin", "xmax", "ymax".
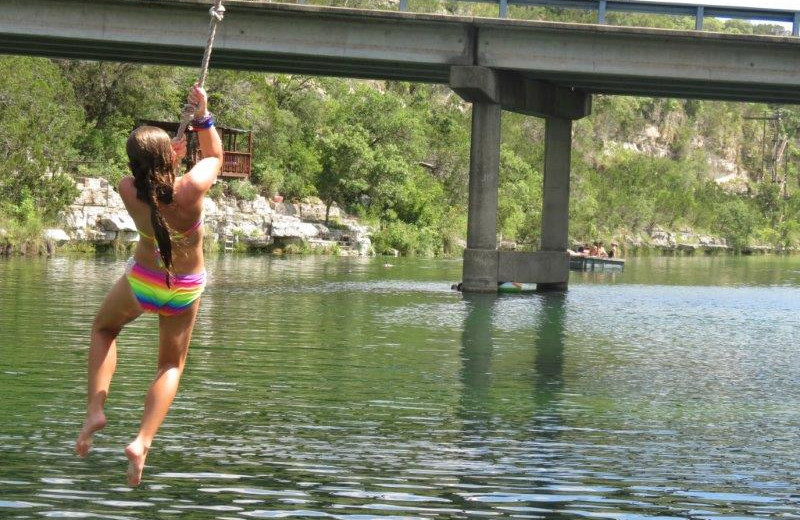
[{"xmin": 125, "ymin": 259, "xmax": 206, "ymax": 316}]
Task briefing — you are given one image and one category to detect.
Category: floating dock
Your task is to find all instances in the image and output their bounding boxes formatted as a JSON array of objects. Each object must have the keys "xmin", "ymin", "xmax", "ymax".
[{"xmin": 569, "ymin": 257, "xmax": 625, "ymax": 272}]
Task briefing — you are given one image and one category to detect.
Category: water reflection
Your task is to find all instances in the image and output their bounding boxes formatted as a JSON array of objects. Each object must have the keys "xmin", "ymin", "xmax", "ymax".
[
  {"xmin": 458, "ymin": 293, "xmax": 495, "ymax": 419},
  {"xmin": 456, "ymin": 293, "xmax": 573, "ymax": 517},
  {"xmin": 532, "ymin": 293, "xmax": 566, "ymax": 409},
  {"xmin": 530, "ymin": 294, "xmax": 568, "ymax": 519}
]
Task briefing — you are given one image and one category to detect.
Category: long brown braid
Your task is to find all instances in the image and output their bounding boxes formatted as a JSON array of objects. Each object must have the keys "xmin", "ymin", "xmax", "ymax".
[{"xmin": 126, "ymin": 126, "xmax": 177, "ymax": 286}]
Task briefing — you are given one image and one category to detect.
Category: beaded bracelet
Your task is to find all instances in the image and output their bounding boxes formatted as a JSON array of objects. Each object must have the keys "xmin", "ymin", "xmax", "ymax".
[{"xmin": 191, "ymin": 113, "xmax": 215, "ymax": 130}]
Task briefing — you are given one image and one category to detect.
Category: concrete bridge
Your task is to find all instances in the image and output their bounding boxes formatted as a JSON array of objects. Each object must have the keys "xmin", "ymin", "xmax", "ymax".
[{"xmin": 3, "ymin": 0, "xmax": 800, "ymax": 291}]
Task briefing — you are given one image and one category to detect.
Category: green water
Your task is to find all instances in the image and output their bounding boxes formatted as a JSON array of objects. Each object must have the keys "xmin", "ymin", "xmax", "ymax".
[{"xmin": 1, "ymin": 255, "xmax": 799, "ymax": 519}]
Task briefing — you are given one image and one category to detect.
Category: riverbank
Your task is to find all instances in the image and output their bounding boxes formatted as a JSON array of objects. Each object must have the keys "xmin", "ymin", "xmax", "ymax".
[
  {"xmin": 0, "ymin": 176, "xmax": 790, "ymax": 258},
  {"xmin": 0, "ymin": 177, "xmax": 374, "ymax": 257}
]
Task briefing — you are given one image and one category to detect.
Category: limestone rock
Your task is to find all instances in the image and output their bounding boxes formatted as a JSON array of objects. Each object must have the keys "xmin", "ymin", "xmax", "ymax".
[
  {"xmin": 99, "ymin": 213, "xmax": 137, "ymax": 232},
  {"xmin": 44, "ymin": 229, "xmax": 70, "ymax": 243},
  {"xmin": 57, "ymin": 176, "xmax": 368, "ymax": 251},
  {"xmin": 356, "ymin": 236, "xmax": 372, "ymax": 255},
  {"xmin": 118, "ymin": 231, "xmax": 140, "ymax": 244},
  {"xmin": 271, "ymin": 215, "xmax": 320, "ymax": 239},
  {"xmin": 203, "ymin": 197, "xmax": 218, "ymax": 215},
  {"xmin": 649, "ymin": 228, "xmax": 676, "ymax": 248},
  {"xmin": 251, "ymin": 196, "xmax": 273, "ymax": 215},
  {"xmin": 271, "ymin": 201, "xmax": 298, "ymax": 216},
  {"xmin": 297, "ymin": 197, "xmax": 340, "ymax": 222},
  {"xmin": 499, "ymin": 240, "xmax": 517, "ymax": 251}
]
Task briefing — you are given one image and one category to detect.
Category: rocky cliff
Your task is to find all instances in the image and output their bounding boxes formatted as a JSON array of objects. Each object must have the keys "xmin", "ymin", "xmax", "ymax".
[{"xmin": 48, "ymin": 177, "xmax": 373, "ymax": 255}]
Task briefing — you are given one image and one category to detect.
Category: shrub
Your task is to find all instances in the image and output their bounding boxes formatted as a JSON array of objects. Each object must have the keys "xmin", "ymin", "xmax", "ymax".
[
  {"xmin": 229, "ymin": 179, "xmax": 258, "ymax": 201},
  {"xmin": 713, "ymin": 198, "xmax": 759, "ymax": 251},
  {"xmin": 371, "ymin": 221, "xmax": 444, "ymax": 256},
  {"xmin": 251, "ymin": 157, "xmax": 284, "ymax": 196},
  {"xmin": 207, "ymin": 182, "xmax": 225, "ymax": 200}
]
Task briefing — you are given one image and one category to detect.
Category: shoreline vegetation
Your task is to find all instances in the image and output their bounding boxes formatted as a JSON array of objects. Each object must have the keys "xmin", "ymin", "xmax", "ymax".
[
  {"xmin": 0, "ymin": 237, "xmax": 793, "ymax": 258},
  {"xmin": 2, "ymin": 7, "xmax": 800, "ymax": 259}
]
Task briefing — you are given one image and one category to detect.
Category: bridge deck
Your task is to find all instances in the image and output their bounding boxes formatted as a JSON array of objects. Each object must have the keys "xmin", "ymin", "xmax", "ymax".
[{"xmin": 2, "ymin": 0, "xmax": 800, "ymax": 103}]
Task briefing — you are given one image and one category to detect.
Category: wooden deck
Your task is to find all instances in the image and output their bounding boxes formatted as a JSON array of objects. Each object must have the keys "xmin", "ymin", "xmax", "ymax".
[{"xmin": 136, "ymin": 119, "xmax": 253, "ymax": 180}]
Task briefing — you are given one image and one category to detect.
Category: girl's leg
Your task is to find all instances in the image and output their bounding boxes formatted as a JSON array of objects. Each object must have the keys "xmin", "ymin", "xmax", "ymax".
[
  {"xmin": 76, "ymin": 275, "xmax": 142, "ymax": 457},
  {"xmin": 125, "ymin": 299, "xmax": 200, "ymax": 486}
]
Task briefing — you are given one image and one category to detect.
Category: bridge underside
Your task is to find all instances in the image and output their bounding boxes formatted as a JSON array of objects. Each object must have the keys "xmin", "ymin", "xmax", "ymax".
[
  {"xmin": 3, "ymin": 0, "xmax": 800, "ymax": 104},
  {"xmin": 4, "ymin": 0, "xmax": 800, "ymax": 291}
]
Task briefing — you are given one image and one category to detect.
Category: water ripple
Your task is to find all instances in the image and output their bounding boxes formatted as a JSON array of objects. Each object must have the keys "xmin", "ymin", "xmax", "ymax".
[{"xmin": 1, "ymin": 256, "xmax": 800, "ymax": 519}]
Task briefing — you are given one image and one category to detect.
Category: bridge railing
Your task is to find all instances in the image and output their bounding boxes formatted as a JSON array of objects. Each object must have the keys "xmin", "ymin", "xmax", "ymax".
[{"xmin": 294, "ymin": 0, "xmax": 800, "ymax": 37}]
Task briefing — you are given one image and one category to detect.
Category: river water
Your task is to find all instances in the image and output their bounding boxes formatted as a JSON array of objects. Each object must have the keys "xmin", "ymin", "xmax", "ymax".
[{"xmin": 1, "ymin": 255, "xmax": 799, "ymax": 519}]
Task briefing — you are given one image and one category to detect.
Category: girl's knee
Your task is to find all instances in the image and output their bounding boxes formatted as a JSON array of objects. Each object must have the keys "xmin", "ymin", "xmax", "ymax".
[
  {"xmin": 156, "ymin": 361, "xmax": 185, "ymax": 379},
  {"xmin": 157, "ymin": 346, "xmax": 188, "ymax": 371},
  {"xmin": 92, "ymin": 321, "xmax": 123, "ymax": 339}
]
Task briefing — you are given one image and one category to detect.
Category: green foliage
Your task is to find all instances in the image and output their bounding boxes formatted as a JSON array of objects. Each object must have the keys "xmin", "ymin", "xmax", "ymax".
[
  {"xmin": 207, "ymin": 182, "xmax": 225, "ymax": 200},
  {"xmin": 251, "ymin": 156, "xmax": 284, "ymax": 196},
  {"xmin": 0, "ymin": 189, "xmax": 45, "ymax": 246},
  {"xmin": 0, "ymin": 56, "xmax": 83, "ymax": 223},
  {"xmin": 229, "ymin": 179, "xmax": 259, "ymax": 201},
  {"xmin": 714, "ymin": 198, "xmax": 759, "ymax": 251},
  {"xmin": 372, "ymin": 220, "xmax": 443, "ymax": 257},
  {"xmin": 316, "ymin": 125, "xmax": 374, "ymax": 218},
  {"xmin": 498, "ymin": 146, "xmax": 543, "ymax": 245}
]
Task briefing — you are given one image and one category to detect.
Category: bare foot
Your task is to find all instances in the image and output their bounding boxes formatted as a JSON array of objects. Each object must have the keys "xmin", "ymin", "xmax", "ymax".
[
  {"xmin": 75, "ymin": 411, "xmax": 107, "ymax": 457},
  {"xmin": 124, "ymin": 439, "xmax": 149, "ymax": 487}
]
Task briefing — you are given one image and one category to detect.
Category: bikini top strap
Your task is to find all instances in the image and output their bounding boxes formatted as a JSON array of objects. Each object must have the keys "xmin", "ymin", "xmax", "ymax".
[
  {"xmin": 177, "ymin": 218, "xmax": 204, "ymax": 238},
  {"xmin": 136, "ymin": 216, "xmax": 203, "ymax": 242}
]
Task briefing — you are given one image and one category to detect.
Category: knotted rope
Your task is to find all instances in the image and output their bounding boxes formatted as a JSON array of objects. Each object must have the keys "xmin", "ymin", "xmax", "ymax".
[{"xmin": 175, "ymin": 0, "xmax": 226, "ymax": 142}]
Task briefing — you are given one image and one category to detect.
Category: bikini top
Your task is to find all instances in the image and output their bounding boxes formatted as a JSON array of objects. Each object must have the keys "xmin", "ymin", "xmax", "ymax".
[{"xmin": 136, "ymin": 217, "xmax": 204, "ymax": 243}]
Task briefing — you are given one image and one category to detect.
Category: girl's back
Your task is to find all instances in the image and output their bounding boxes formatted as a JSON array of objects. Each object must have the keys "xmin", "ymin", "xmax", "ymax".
[{"xmin": 120, "ymin": 172, "xmax": 206, "ymax": 276}]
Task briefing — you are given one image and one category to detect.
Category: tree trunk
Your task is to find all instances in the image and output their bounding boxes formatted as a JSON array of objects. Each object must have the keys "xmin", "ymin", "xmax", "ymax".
[{"xmin": 325, "ymin": 200, "xmax": 332, "ymax": 226}]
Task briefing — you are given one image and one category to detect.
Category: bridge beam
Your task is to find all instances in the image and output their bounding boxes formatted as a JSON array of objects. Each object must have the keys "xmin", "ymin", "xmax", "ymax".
[
  {"xmin": 450, "ymin": 66, "xmax": 591, "ymax": 119},
  {"xmin": 451, "ymin": 66, "xmax": 589, "ymax": 292}
]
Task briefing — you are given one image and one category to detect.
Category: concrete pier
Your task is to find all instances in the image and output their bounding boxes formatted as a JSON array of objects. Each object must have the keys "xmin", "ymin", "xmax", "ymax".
[
  {"xmin": 537, "ymin": 117, "xmax": 573, "ymax": 292},
  {"xmin": 451, "ymin": 66, "xmax": 588, "ymax": 292},
  {"xmin": 463, "ymin": 102, "xmax": 502, "ymax": 292}
]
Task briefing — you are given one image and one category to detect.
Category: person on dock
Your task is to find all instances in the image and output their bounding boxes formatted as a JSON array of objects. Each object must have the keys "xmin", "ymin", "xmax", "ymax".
[
  {"xmin": 74, "ymin": 84, "xmax": 223, "ymax": 487},
  {"xmin": 608, "ymin": 241, "xmax": 620, "ymax": 258}
]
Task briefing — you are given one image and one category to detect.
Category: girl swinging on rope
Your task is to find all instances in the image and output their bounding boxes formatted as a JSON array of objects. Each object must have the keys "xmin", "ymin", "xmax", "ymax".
[{"xmin": 75, "ymin": 84, "xmax": 223, "ymax": 486}]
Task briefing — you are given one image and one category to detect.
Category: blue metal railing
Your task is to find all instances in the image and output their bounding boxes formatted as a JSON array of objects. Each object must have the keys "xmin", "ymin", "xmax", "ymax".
[{"xmin": 387, "ymin": 0, "xmax": 800, "ymax": 36}]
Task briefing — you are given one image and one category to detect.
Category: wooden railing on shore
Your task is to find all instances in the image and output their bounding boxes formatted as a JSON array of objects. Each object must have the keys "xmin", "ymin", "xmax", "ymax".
[
  {"xmin": 191, "ymin": 150, "xmax": 252, "ymax": 179},
  {"xmin": 222, "ymin": 151, "xmax": 251, "ymax": 178}
]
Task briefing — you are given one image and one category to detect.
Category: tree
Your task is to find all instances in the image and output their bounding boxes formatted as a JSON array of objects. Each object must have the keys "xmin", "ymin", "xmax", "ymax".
[
  {"xmin": 0, "ymin": 57, "xmax": 82, "ymax": 221},
  {"xmin": 316, "ymin": 126, "xmax": 374, "ymax": 224},
  {"xmin": 714, "ymin": 198, "xmax": 759, "ymax": 251}
]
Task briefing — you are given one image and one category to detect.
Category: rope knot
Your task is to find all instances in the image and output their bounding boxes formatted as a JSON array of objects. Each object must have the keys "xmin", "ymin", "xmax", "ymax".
[{"xmin": 210, "ymin": 4, "xmax": 225, "ymax": 22}]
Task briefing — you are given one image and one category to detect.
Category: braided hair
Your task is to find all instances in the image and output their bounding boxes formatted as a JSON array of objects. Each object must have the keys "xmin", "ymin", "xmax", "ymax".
[{"xmin": 126, "ymin": 126, "xmax": 177, "ymax": 286}]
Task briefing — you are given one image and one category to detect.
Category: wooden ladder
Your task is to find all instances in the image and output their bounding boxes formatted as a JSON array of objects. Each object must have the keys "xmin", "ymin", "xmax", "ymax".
[{"xmin": 223, "ymin": 232, "xmax": 235, "ymax": 252}]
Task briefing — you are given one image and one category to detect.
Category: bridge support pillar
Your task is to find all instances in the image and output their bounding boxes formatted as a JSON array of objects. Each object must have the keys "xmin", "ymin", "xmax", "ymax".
[
  {"xmin": 537, "ymin": 117, "xmax": 572, "ymax": 292},
  {"xmin": 463, "ymin": 101, "xmax": 502, "ymax": 292},
  {"xmin": 450, "ymin": 66, "xmax": 590, "ymax": 293}
]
